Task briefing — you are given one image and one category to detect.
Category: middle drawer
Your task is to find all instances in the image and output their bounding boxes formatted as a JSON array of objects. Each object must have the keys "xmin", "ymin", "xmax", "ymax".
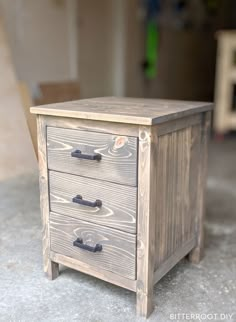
[{"xmin": 49, "ymin": 171, "xmax": 137, "ymax": 234}]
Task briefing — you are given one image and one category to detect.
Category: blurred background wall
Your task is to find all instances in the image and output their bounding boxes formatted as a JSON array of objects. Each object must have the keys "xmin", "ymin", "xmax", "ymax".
[
  {"xmin": 125, "ymin": 0, "xmax": 236, "ymax": 100},
  {"xmin": 1, "ymin": 0, "xmax": 236, "ymax": 102},
  {"xmin": 0, "ymin": 0, "xmax": 78, "ymax": 88}
]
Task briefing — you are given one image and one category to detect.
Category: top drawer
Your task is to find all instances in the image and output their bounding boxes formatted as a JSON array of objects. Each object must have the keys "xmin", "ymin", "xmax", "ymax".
[{"xmin": 47, "ymin": 127, "xmax": 138, "ymax": 186}]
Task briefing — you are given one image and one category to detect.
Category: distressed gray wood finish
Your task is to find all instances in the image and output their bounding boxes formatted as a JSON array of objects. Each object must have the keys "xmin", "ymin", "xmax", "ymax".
[
  {"xmin": 136, "ymin": 126, "xmax": 157, "ymax": 317},
  {"xmin": 42, "ymin": 115, "xmax": 139, "ymax": 137},
  {"xmin": 31, "ymin": 96, "xmax": 213, "ymax": 125},
  {"xmin": 36, "ymin": 115, "xmax": 59, "ymax": 279},
  {"xmin": 50, "ymin": 212, "xmax": 136, "ymax": 280},
  {"xmin": 49, "ymin": 170, "xmax": 137, "ymax": 233},
  {"xmin": 47, "ymin": 126, "xmax": 138, "ymax": 186},
  {"xmin": 189, "ymin": 111, "xmax": 211, "ymax": 262},
  {"xmin": 156, "ymin": 114, "xmax": 201, "ymax": 136},
  {"xmin": 50, "ymin": 251, "xmax": 137, "ymax": 291},
  {"xmin": 135, "ymin": 113, "xmax": 210, "ymax": 317},
  {"xmin": 32, "ymin": 98, "xmax": 212, "ymax": 319},
  {"xmin": 154, "ymin": 126, "xmax": 195, "ymax": 270},
  {"xmin": 154, "ymin": 238, "xmax": 196, "ymax": 284}
]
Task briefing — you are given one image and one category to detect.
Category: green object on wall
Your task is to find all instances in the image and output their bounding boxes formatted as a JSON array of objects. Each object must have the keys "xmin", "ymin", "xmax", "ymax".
[{"xmin": 145, "ymin": 21, "xmax": 159, "ymax": 79}]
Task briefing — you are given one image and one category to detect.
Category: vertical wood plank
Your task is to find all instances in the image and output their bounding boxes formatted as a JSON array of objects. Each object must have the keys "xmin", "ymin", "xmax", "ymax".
[
  {"xmin": 37, "ymin": 115, "xmax": 59, "ymax": 279},
  {"xmin": 188, "ymin": 123, "xmax": 201, "ymax": 243},
  {"xmin": 188, "ymin": 111, "xmax": 211, "ymax": 263},
  {"xmin": 154, "ymin": 127, "xmax": 192, "ymax": 271},
  {"xmin": 156, "ymin": 134, "xmax": 168, "ymax": 265},
  {"xmin": 136, "ymin": 126, "xmax": 157, "ymax": 318},
  {"xmin": 181, "ymin": 128, "xmax": 191, "ymax": 244}
]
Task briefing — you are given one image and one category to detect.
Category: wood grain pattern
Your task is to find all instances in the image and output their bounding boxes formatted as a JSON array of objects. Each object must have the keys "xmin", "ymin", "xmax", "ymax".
[
  {"xmin": 50, "ymin": 212, "xmax": 136, "ymax": 280},
  {"xmin": 188, "ymin": 123, "xmax": 202, "ymax": 253},
  {"xmin": 43, "ymin": 115, "xmax": 139, "ymax": 137},
  {"xmin": 154, "ymin": 126, "xmax": 194, "ymax": 270},
  {"xmin": 37, "ymin": 115, "xmax": 59, "ymax": 279},
  {"xmin": 136, "ymin": 126, "xmax": 157, "ymax": 318},
  {"xmin": 154, "ymin": 237, "xmax": 196, "ymax": 284},
  {"xmin": 49, "ymin": 170, "xmax": 137, "ymax": 233},
  {"xmin": 189, "ymin": 111, "xmax": 211, "ymax": 263},
  {"xmin": 31, "ymin": 97, "xmax": 213, "ymax": 125},
  {"xmin": 33, "ymin": 101, "xmax": 211, "ymax": 319},
  {"xmin": 50, "ymin": 251, "xmax": 137, "ymax": 292},
  {"xmin": 47, "ymin": 126, "xmax": 138, "ymax": 186},
  {"xmin": 156, "ymin": 114, "xmax": 201, "ymax": 136}
]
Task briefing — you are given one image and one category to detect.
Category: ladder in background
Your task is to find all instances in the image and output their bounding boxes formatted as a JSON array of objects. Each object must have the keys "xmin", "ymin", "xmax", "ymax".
[{"xmin": 214, "ymin": 31, "xmax": 236, "ymax": 136}]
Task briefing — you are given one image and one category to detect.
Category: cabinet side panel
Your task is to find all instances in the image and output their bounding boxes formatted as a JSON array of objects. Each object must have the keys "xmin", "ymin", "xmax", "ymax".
[{"xmin": 154, "ymin": 124, "xmax": 200, "ymax": 270}]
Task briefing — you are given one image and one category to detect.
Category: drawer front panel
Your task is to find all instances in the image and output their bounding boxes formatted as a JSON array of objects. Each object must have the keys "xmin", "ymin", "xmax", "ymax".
[
  {"xmin": 50, "ymin": 212, "xmax": 136, "ymax": 280},
  {"xmin": 47, "ymin": 127, "xmax": 138, "ymax": 186},
  {"xmin": 49, "ymin": 171, "xmax": 137, "ymax": 233}
]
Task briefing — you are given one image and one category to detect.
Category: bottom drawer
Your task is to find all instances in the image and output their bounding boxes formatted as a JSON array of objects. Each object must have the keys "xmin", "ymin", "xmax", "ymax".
[{"xmin": 50, "ymin": 212, "xmax": 136, "ymax": 280}]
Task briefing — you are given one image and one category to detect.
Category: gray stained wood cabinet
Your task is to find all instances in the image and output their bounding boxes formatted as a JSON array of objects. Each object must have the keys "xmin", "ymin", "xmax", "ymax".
[{"xmin": 31, "ymin": 97, "xmax": 212, "ymax": 318}]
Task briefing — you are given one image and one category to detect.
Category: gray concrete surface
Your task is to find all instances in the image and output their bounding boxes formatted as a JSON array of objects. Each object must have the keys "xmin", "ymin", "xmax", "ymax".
[{"xmin": 0, "ymin": 139, "xmax": 236, "ymax": 322}]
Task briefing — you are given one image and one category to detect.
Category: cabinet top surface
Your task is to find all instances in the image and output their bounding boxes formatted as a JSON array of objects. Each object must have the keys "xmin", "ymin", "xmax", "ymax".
[{"xmin": 31, "ymin": 97, "xmax": 213, "ymax": 125}]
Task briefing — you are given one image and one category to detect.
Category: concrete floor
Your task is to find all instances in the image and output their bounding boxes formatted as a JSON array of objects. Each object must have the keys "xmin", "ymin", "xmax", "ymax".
[{"xmin": 0, "ymin": 139, "xmax": 236, "ymax": 322}]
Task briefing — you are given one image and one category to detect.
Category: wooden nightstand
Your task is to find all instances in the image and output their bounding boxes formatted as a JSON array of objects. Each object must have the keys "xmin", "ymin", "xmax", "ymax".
[{"xmin": 31, "ymin": 97, "xmax": 212, "ymax": 318}]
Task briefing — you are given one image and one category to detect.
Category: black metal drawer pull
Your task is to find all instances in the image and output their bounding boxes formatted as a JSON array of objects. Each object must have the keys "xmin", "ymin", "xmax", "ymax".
[
  {"xmin": 71, "ymin": 149, "xmax": 101, "ymax": 161},
  {"xmin": 72, "ymin": 195, "xmax": 102, "ymax": 208},
  {"xmin": 73, "ymin": 238, "xmax": 102, "ymax": 252}
]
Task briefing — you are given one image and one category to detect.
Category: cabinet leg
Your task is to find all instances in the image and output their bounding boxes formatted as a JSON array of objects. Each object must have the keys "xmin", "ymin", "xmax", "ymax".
[
  {"xmin": 136, "ymin": 126, "xmax": 156, "ymax": 318},
  {"xmin": 136, "ymin": 287, "xmax": 154, "ymax": 318},
  {"xmin": 188, "ymin": 242, "xmax": 203, "ymax": 264},
  {"xmin": 45, "ymin": 260, "xmax": 59, "ymax": 280},
  {"xmin": 188, "ymin": 217, "xmax": 205, "ymax": 264},
  {"xmin": 189, "ymin": 112, "xmax": 210, "ymax": 264}
]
